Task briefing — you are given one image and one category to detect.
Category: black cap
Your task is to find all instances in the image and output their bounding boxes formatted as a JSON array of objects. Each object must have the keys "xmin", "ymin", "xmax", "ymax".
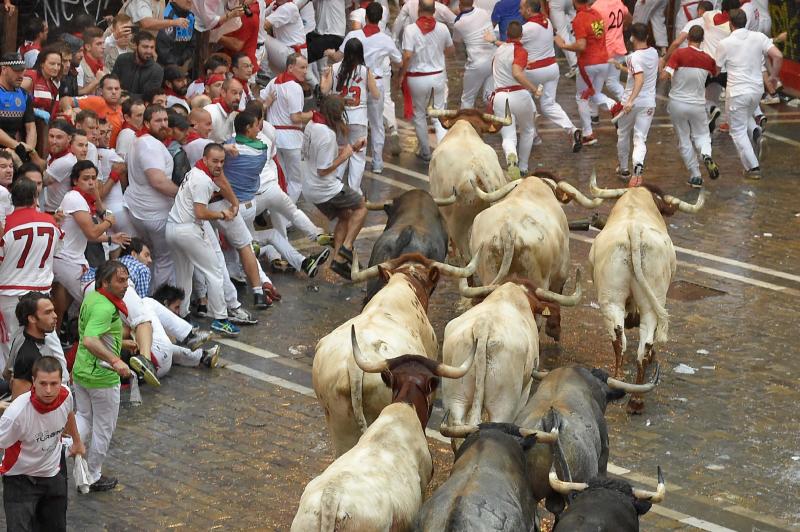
[
  {"xmin": 0, "ymin": 53, "xmax": 26, "ymax": 71},
  {"xmin": 164, "ymin": 65, "xmax": 188, "ymax": 82},
  {"xmin": 168, "ymin": 113, "xmax": 190, "ymax": 130}
]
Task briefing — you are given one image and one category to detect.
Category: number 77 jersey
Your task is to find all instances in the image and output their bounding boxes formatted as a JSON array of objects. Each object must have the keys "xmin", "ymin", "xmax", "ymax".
[{"xmin": 0, "ymin": 207, "xmax": 63, "ymax": 296}]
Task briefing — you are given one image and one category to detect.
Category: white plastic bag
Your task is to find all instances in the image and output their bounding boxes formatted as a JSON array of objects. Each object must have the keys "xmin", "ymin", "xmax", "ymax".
[{"xmin": 73, "ymin": 455, "xmax": 91, "ymax": 494}]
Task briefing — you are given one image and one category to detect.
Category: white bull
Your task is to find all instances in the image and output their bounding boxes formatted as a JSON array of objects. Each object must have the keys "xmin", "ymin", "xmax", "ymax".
[
  {"xmin": 312, "ymin": 251, "xmax": 480, "ymax": 456},
  {"xmin": 588, "ymin": 174, "xmax": 704, "ymax": 413}
]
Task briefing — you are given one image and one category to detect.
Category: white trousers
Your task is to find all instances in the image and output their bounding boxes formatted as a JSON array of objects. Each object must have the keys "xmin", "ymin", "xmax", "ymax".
[
  {"xmin": 460, "ymin": 58, "xmax": 494, "ymax": 109},
  {"xmin": 382, "ymin": 71, "xmax": 397, "ymax": 133},
  {"xmin": 166, "ymin": 222, "xmax": 228, "ymax": 320},
  {"xmin": 126, "ymin": 212, "xmax": 174, "ymax": 291},
  {"xmin": 253, "ymin": 180, "xmax": 322, "ymax": 240},
  {"xmin": 0, "ymin": 294, "xmax": 67, "ymax": 378},
  {"xmin": 368, "ymin": 79, "xmax": 388, "ymax": 166},
  {"xmin": 525, "ymin": 63, "xmax": 576, "ymax": 133},
  {"xmin": 145, "ymin": 297, "xmax": 193, "ymax": 343},
  {"xmin": 668, "ymin": 99, "xmax": 712, "ymax": 177},
  {"xmin": 277, "ymin": 148, "xmax": 303, "ymax": 202},
  {"xmin": 407, "ymin": 73, "xmax": 447, "ymax": 156},
  {"xmin": 53, "ymin": 257, "xmax": 88, "ymax": 301},
  {"xmin": 633, "ymin": 0, "xmax": 668, "ymax": 47},
  {"xmin": 727, "ymin": 92, "xmax": 761, "ymax": 170},
  {"xmin": 192, "ymin": 221, "xmax": 242, "ymax": 309},
  {"xmin": 549, "ymin": 0, "xmax": 577, "ymax": 69},
  {"xmin": 605, "ymin": 54, "xmax": 626, "ymax": 101},
  {"xmin": 341, "ymin": 124, "xmax": 368, "ymax": 193},
  {"xmin": 616, "ymin": 106, "xmax": 655, "ymax": 170},
  {"xmin": 494, "ymin": 91, "xmax": 536, "ymax": 173},
  {"xmin": 576, "ymin": 64, "xmax": 615, "ymax": 136},
  {"xmin": 74, "ymin": 382, "xmax": 120, "ymax": 484}
]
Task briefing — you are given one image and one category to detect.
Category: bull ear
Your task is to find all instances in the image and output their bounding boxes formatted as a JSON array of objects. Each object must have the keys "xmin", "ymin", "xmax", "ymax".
[
  {"xmin": 426, "ymin": 376, "xmax": 440, "ymax": 395},
  {"xmin": 378, "ymin": 265, "xmax": 392, "ymax": 282},
  {"xmin": 545, "ymin": 493, "xmax": 566, "ymax": 516},
  {"xmin": 633, "ymin": 499, "xmax": 653, "ymax": 516},
  {"xmin": 440, "ymin": 117, "xmax": 454, "ymax": 129},
  {"xmin": 383, "ymin": 202, "xmax": 393, "ymax": 216},
  {"xmin": 428, "ymin": 267, "xmax": 440, "ymax": 286},
  {"xmin": 380, "ymin": 369, "xmax": 393, "ymax": 387}
]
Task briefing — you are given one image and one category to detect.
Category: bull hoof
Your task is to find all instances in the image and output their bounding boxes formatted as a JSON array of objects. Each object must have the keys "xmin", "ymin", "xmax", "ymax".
[{"xmin": 626, "ymin": 396, "xmax": 645, "ymax": 415}]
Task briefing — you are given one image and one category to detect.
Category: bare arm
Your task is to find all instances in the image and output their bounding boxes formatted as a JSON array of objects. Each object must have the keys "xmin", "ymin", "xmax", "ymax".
[
  {"xmin": 73, "ymin": 210, "xmax": 114, "ymax": 240},
  {"xmin": 318, "ymin": 144, "xmax": 355, "ymax": 176},
  {"xmin": 397, "ymin": 50, "xmax": 414, "ymax": 85},
  {"xmin": 63, "ymin": 411, "xmax": 86, "ymax": 457},
  {"xmin": 194, "ymin": 201, "xmax": 231, "ymax": 221},
  {"xmin": 138, "ymin": 16, "xmax": 189, "ymax": 32},
  {"xmin": 320, "ymin": 66, "xmax": 334, "ymax": 94},
  {"xmin": 144, "ymin": 168, "xmax": 179, "ymax": 197},
  {"xmin": 290, "ymin": 110, "xmax": 313, "ymax": 124},
  {"xmin": 24, "ymin": 122, "xmax": 36, "ymax": 150},
  {"xmin": 555, "ymin": 36, "xmax": 586, "ymax": 53},
  {"xmin": 0, "ymin": 129, "xmax": 21, "ymax": 150},
  {"xmin": 623, "ymin": 71, "xmax": 644, "ymax": 112},
  {"xmin": 766, "ymin": 45, "xmax": 784, "ymax": 85},
  {"xmin": 78, "ymin": 73, "xmax": 106, "ymax": 96},
  {"xmin": 10, "ymin": 378, "xmax": 31, "ymax": 400}
]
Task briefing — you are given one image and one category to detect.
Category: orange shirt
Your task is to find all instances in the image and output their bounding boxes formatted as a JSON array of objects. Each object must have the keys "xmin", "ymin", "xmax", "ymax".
[
  {"xmin": 77, "ymin": 96, "xmax": 124, "ymax": 147},
  {"xmin": 572, "ymin": 5, "xmax": 609, "ymax": 66}
]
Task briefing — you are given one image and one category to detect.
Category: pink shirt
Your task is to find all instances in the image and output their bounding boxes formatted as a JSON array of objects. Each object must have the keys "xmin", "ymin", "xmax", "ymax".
[{"xmin": 592, "ymin": 0, "xmax": 629, "ymax": 58}]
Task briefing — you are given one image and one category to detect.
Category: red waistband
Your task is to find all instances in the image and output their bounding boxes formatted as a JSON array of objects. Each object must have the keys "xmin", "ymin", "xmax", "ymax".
[
  {"xmin": 406, "ymin": 70, "xmax": 443, "ymax": 77},
  {"xmin": 274, "ymin": 125, "xmax": 303, "ymax": 130},
  {"xmin": 526, "ymin": 57, "xmax": 556, "ymax": 70},
  {"xmin": 494, "ymin": 85, "xmax": 525, "ymax": 93}
]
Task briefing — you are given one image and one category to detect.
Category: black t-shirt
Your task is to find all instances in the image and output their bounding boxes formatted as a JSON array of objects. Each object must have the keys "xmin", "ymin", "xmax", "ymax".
[
  {"xmin": 12, "ymin": 333, "xmax": 45, "ymax": 383},
  {"xmin": 0, "ymin": 85, "xmax": 35, "ymax": 141}
]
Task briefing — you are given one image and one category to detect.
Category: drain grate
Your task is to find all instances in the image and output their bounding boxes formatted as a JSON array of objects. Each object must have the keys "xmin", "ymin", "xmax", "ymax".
[{"xmin": 667, "ymin": 280, "xmax": 726, "ymax": 301}]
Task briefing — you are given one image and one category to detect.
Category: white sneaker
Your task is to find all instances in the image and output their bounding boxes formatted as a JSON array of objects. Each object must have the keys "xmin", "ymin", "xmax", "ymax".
[{"xmin": 228, "ymin": 306, "xmax": 258, "ymax": 325}]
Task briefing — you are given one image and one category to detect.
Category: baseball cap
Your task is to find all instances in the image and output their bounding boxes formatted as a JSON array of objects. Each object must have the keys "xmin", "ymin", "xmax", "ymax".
[
  {"xmin": 164, "ymin": 65, "xmax": 189, "ymax": 82},
  {"xmin": 0, "ymin": 53, "xmax": 26, "ymax": 71}
]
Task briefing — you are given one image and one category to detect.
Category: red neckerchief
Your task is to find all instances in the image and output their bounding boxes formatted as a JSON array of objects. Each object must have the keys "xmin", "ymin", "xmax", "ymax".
[
  {"xmin": 359, "ymin": 0, "xmax": 370, "ymax": 7},
  {"xmin": 363, "ymin": 24, "xmax": 381, "ymax": 37},
  {"xmin": 97, "ymin": 287, "xmax": 128, "ymax": 317},
  {"xmin": 195, "ymin": 158, "xmax": 214, "ymax": 177},
  {"xmin": 416, "ymin": 15, "xmax": 437, "ymax": 35},
  {"xmin": 184, "ymin": 131, "xmax": 203, "ymax": 143},
  {"xmin": 310, "ymin": 111, "xmax": 328, "ymax": 125},
  {"xmin": 122, "ymin": 121, "xmax": 147, "ymax": 136},
  {"xmin": 83, "ymin": 53, "xmax": 105, "ymax": 76},
  {"xmin": 47, "ymin": 148, "xmax": 70, "ymax": 165},
  {"xmin": 30, "ymin": 386, "xmax": 70, "ymax": 414},
  {"xmin": 162, "ymin": 136, "xmax": 175, "ymax": 146},
  {"xmin": 72, "ymin": 186, "xmax": 98, "ymax": 215},
  {"xmin": 163, "ymin": 86, "xmax": 179, "ymax": 97},
  {"xmin": 527, "ymin": 13, "xmax": 548, "ymax": 28},
  {"xmin": 136, "ymin": 128, "xmax": 151, "ymax": 138},
  {"xmin": 713, "ymin": 12, "xmax": 729, "ymax": 25},
  {"xmin": 275, "ymin": 71, "xmax": 300, "ymax": 85},
  {"xmin": 212, "ymin": 97, "xmax": 236, "ymax": 115}
]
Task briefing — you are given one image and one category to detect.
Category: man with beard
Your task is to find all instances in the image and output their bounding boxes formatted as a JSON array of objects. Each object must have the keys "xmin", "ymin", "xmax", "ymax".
[
  {"xmin": 163, "ymin": 65, "xmax": 191, "ymax": 112},
  {"xmin": 111, "ymin": 32, "xmax": 164, "ymax": 98}
]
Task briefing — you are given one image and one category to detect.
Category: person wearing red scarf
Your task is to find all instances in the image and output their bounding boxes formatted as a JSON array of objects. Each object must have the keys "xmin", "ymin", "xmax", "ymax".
[
  {"xmin": 115, "ymin": 98, "xmax": 147, "ymax": 161},
  {"xmin": 0, "ymin": 356, "xmax": 84, "ymax": 529},
  {"xmin": 519, "ymin": 0, "xmax": 582, "ymax": 153},
  {"xmin": 397, "ymin": 0, "xmax": 454, "ymax": 161},
  {"xmin": 77, "ymin": 27, "xmax": 107, "ymax": 96},
  {"xmin": 204, "ymin": 78, "xmax": 243, "ymax": 142}
]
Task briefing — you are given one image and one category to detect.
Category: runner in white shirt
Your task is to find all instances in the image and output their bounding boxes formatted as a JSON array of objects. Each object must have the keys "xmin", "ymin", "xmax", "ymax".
[
  {"xmin": 612, "ymin": 23, "xmax": 660, "ymax": 186},
  {"xmin": 715, "ymin": 9, "xmax": 783, "ymax": 178},
  {"xmin": 699, "ymin": 1, "xmax": 736, "ymax": 131},
  {"xmin": 631, "ymin": 0, "xmax": 668, "ymax": 52},
  {"xmin": 204, "ymin": 79, "xmax": 242, "ymax": 142},
  {"xmin": 321, "ymin": 39, "xmax": 380, "ymax": 193},
  {"xmin": 547, "ymin": 0, "xmax": 578, "ymax": 75},
  {"xmin": 673, "ymin": 0, "xmax": 707, "ymax": 40},
  {"xmin": 663, "ymin": 0, "xmax": 713, "ymax": 60},
  {"xmin": 752, "ymin": 0, "xmax": 770, "ymax": 35},
  {"xmin": 392, "ymin": 0, "xmax": 456, "ymax": 46},
  {"xmin": 348, "ymin": 0, "xmax": 389, "ymax": 30},
  {"xmin": 336, "ymin": 2, "xmax": 402, "ymax": 172},
  {"xmin": 114, "ymin": 98, "xmax": 146, "ymax": 161},
  {"xmin": 264, "ymin": 0, "xmax": 316, "ymax": 84},
  {"xmin": 488, "ymin": 21, "xmax": 541, "ymax": 178},
  {"xmin": 519, "ymin": 0, "xmax": 581, "ymax": 151},
  {"xmin": 453, "ymin": 0, "xmax": 496, "ymax": 108},
  {"xmin": 123, "ymin": 105, "xmax": 178, "ymax": 289},
  {"xmin": 261, "ymin": 54, "xmax": 312, "ymax": 202},
  {"xmin": 398, "ymin": 0, "xmax": 455, "ymax": 161},
  {"xmin": 42, "ymin": 121, "xmax": 77, "ymax": 213},
  {"xmin": 95, "ymin": 119, "xmax": 135, "ymax": 245},
  {"xmin": 663, "ymin": 25, "xmax": 720, "ymax": 188},
  {"xmin": 739, "ymin": 0, "xmax": 759, "ymax": 31},
  {"xmin": 165, "ymin": 143, "xmax": 241, "ymax": 337}
]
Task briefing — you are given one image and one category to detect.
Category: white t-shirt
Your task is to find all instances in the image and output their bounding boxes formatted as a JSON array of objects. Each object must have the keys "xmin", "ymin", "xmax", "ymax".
[
  {"xmin": 44, "ymin": 153, "xmax": 77, "ymax": 213},
  {"xmin": 340, "ymin": 29, "xmax": 401, "ymax": 79},
  {"xmin": 521, "ymin": 18, "xmax": 557, "ymax": 65},
  {"xmin": 302, "ymin": 121, "xmax": 342, "ymax": 204},
  {"xmin": 296, "ymin": 0, "xmax": 317, "ymax": 34},
  {"xmin": 115, "ymin": 128, "xmax": 137, "ymax": 161},
  {"xmin": 184, "ymin": 137, "xmax": 214, "ymax": 167},
  {"xmin": 331, "ymin": 63, "xmax": 369, "ymax": 125},
  {"xmin": 393, "ymin": 0, "xmax": 456, "ymax": 45},
  {"xmin": 97, "ymin": 147, "xmax": 125, "ymax": 212},
  {"xmin": 700, "ymin": 11, "xmax": 731, "ymax": 60},
  {"xmin": 475, "ymin": 0, "xmax": 499, "ymax": 13},
  {"xmin": 0, "ymin": 388, "xmax": 73, "ymax": 477},
  {"xmin": 678, "ymin": 18, "xmax": 704, "ymax": 48},
  {"xmin": 492, "ymin": 41, "xmax": 527, "ymax": 89},
  {"xmin": 204, "ymin": 101, "xmax": 237, "ymax": 143},
  {"xmin": 314, "ymin": 0, "xmax": 346, "ymax": 36},
  {"xmin": 402, "ymin": 22, "xmax": 453, "ymax": 73},
  {"xmin": 0, "ymin": 187, "xmax": 11, "ymax": 228},
  {"xmin": 258, "ymin": 125, "xmax": 279, "ymax": 190},
  {"xmin": 454, "ymin": 8, "xmax": 496, "ymax": 68},
  {"xmin": 348, "ymin": 7, "xmax": 388, "ymax": 32},
  {"xmin": 623, "ymin": 47, "xmax": 659, "ymax": 108},
  {"xmin": 740, "ymin": 2, "xmax": 759, "ymax": 31},
  {"xmin": 716, "ymin": 28, "xmax": 773, "ymax": 97},
  {"xmin": 267, "ymin": 2, "xmax": 307, "ymax": 47},
  {"xmin": 262, "ymin": 78, "xmax": 306, "ymax": 149},
  {"xmin": 55, "ymin": 191, "xmax": 91, "ymax": 265},
  {"xmin": 124, "ymin": 134, "xmax": 175, "ymax": 221},
  {"xmin": 168, "ymin": 166, "xmax": 219, "ymax": 225},
  {"xmin": 0, "ymin": 208, "xmax": 63, "ymax": 296},
  {"xmin": 665, "ymin": 45, "xmax": 716, "ymax": 105}
]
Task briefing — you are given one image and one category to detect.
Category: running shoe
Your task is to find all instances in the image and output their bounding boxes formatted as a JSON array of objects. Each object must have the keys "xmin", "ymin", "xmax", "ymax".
[
  {"xmin": 761, "ymin": 94, "xmax": 780, "ymax": 105},
  {"xmin": 316, "ymin": 233, "xmax": 334, "ymax": 247},
  {"xmin": 703, "ymin": 155, "xmax": 720, "ymax": 180},
  {"xmin": 609, "ymin": 102, "xmax": 624, "ymax": 125},
  {"xmin": 253, "ymin": 292, "xmax": 271, "ymax": 310},
  {"xmin": 743, "ymin": 167, "xmax": 761, "ymax": 180},
  {"xmin": 756, "ymin": 114, "xmax": 767, "ymax": 130},
  {"xmin": 708, "ymin": 106, "xmax": 721, "ymax": 134},
  {"xmin": 338, "ymin": 246, "xmax": 354, "ymax": 264},
  {"xmin": 506, "ymin": 153, "xmax": 521, "ymax": 180},
  {"xmin": 181, "ymin": 329, "xmax": 215, "ymax": 350},
  {"xmin": 271, "ymin": 259, "xmax": 291, "ymax": 273},
  {"xmin": 193, "ymin": 303, "xmax": 209, "ymax": 318},
  {"xmin": 211, "ymin": 319, "xmax": 241, "ymax": 337},
  {"xmin": 302, "ymin": 248, "xmax": 332, "ymax": 278},
  {"xmin": 388, "ymin": 132, "xmax": 401, "ymax": 156},
  {"xmin": 687, "ymin": 176, "xmax": 704, "ymax": 189},
  {"xmin": 571, "ymin": 129, "xmax": 582, "ymax": 153},
  {"xmin": 89, "ymin": 475, "xmax": 118, "ymax": 493},
  {"xmin": 616, "ymin": 166, "xmax": 631, "ymax": 181},
  {"xmin": 330, "ymin": 260, "xmax": 352, "ymax": 280},
  {"xmin": 228, "ymin": 307, "xmax": 257, "ymax": 325},
  {"xmin": 129, "ymin": 355, "xmax": 161, "ymax": 387},
  {"xmin": 416, "ymin": 150, "xmax": 431, "ymax": 162},
  {"xmin": 564, "ymin": 67, "xmax": 577, "ymax": 79},
  {"xmin": 753, "ymin": 128, "xmax": 766, "ymax": 160},
  {"xmin": 591, "ymin": 115, "xmax": 600, "ymax": 124},
  {"xmin": 581, "ymin": 134, "xmax": 598, "ymax": 146},
  {"xmin": 372, "ymin": 162, "xmax": 384, "ymax": 174},
  {"xmin": 201, "ymin": 345, "xmax": 221, "ymax": 368}
]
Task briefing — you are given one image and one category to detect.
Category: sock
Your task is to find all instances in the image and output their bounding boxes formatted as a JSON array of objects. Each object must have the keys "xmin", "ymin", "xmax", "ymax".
[{"xmin": 252, "ymin": 286, "xmax": 264, "ymax": 295}]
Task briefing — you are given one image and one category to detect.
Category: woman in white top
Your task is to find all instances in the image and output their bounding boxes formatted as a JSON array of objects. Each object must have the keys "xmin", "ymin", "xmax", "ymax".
[
  {"xmin": 320, "ymin": 38, "xmax": 379, "ymax": 194},
  {"xmin": 53, "ymin": 161, "xmax": 131, "ymax": 326}
]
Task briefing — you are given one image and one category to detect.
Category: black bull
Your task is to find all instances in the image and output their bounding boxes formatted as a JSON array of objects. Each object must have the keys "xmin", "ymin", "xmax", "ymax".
[{"xmin": 364, "ymin": 190, "xmax": 449, "ymax": 304}]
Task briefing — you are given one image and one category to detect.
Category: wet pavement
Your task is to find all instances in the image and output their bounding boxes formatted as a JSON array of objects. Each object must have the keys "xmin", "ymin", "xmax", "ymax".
[{"xmin": 3, "ymin": 51, "xmax": 799, "ymax": 530}]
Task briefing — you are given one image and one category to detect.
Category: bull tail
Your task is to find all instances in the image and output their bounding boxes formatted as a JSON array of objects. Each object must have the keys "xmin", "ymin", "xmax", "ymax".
[
  {"xmin": 628, "ymin": 225, "xmax": 669, "ymax": 343},
  {"xmin": 348, "ymin": 357, "xmax": 369, "ymax": 434},
  {"xmin": 467, "ymin": 323, "xmax": 490, "ymax": 426},
  {"xmin": 319, "ymin": 484, "xmax": 342, "ymax": 532}
]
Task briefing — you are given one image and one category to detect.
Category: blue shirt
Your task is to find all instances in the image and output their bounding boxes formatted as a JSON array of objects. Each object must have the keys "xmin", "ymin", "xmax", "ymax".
[
  {"xmin": 80, "ymin": 255, "xmax": 151, "ymax": 299},
  {"xmin": 223, "ymin": 138, "xmax": 269, "ymax": 202},
  {"xmin": 491, "ymin": 0, "xmax": 524, "ymax": 41}
]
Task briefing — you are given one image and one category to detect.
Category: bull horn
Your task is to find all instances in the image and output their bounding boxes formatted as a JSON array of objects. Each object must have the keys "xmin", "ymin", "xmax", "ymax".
[
  {"xmin": 469, "ymin": 178, "xmax": 520, "ymax": 203},
  {"xmin": 532, "ymin": 370, "xmax": 549, "ymax": 380},
  {"xmin": 534, "ymin": 268, "xmax": 583, "ymax": 307},
  {"xmin": 663, "ymin": 190, "xmax": 705, "ymax": 214},
  {"xmin": 350, "ymin": 325, "xmax": 389, "ymax": 373},
  {"xmin": 557, "ymin": 181, "xmax": 604, "ymax": 208},
  {"xmin": 458, "ymin": 277, "xmax": 499, "ymax": 298},
  {"xmin": 432, "ymin": 244, "xmax": 483, "ymax": 278},
  {"xmin": 433, "ymin": 187, "xmax": 458, "ymax": 206},
  {"xmin": 439, "ymin": 423, "xmax": 480, "ymax": 438},
  {"xmin": 632, "ymin": 466, "xmax": 666, "ymax": 503},
  {"xmin": 427, "ymin": 89, "xmax": 458, "ymax": 118},
  {"xmin": 548, "ymin": 471, "xmax": 588, "ymax": 495},
  {"xmin": 435, "ymin": 337, "xmax": 478, "ymax": 379},
  {"xmin": 607, "ymin": 363, "xmax": 661, "ymax": 394},
  {"xmin": 519, "ymin": 426, "xmax": 559, "ymax": 444},
  {"xmin": 589, "ymin": 169, "xmax": 627, "ymax": 199},
  {"xmin": 365, "ymin": 200, "xmax": 391, "ymax": 211},
  {"xmin": 350, "ymin": 248, "xmax": 381, "ymax": 282},
  {"xmin": 481, "ymin": 100, "xmax": 513, "ymax": 126}
]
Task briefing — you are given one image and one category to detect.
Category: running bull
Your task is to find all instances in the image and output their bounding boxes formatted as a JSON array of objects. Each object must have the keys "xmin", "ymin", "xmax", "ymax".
[
  {"xmin": 312, "ymin": 250, "xmax": 480, "ymax": 456},
  {"xmin": 292, "ymin": 327, "xmax": 476, "ymax": 532},
  {"xmin": 588, "ymin": 172, "xmax": 704, "ymax": 413}
]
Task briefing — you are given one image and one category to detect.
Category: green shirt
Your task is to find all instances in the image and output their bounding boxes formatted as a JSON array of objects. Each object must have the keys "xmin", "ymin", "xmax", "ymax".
[{"xmin": 72, "ymin": 290, "xmax": 123, "ymax": 389}]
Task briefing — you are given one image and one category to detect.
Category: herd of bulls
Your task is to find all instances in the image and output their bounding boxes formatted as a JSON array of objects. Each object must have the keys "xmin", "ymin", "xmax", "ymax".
[{"xmin": 291, "ymin": 107, "xmax": 702, "ymax": 531}]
